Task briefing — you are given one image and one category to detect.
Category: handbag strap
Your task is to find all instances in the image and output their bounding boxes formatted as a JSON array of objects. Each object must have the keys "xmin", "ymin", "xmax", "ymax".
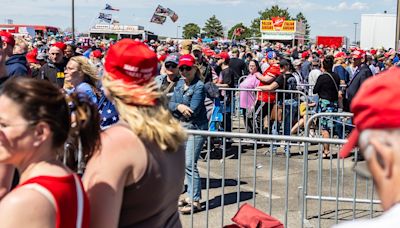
[
  {"xmin": 164, "ymin": 80, "xmax": 176, "ymax": 94},
  {"xmin": 325, "ymin": 72, "xmax": 339, "ymax": 93}
]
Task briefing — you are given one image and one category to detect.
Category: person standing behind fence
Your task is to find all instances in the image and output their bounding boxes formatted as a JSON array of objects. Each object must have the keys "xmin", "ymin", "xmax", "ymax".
[
  {"xmin": 308, "ymin": 57, "xmax": 321, "ymax": 105},
  {"xmin": 229, "ymin": 47, "xmax": 248, "ymax": 86},
  {"xmin": 335, "ymin": 66, "xmax": 400, "ymax": 228},
  {"xmin": 0, "ymin": 78, "xmax": 100, "ymax": 227},
  {"xmin": 169, "ymin": 54, "xmax": 208, "ymax": 214},
  {"xmin": 83, "ymin": 39, "xmax": 186, "ymax": 228},
  {"xmin": 254, "ymin": 52, "xmax": 280, "ymax": 134},
  {"xmin": 257, "ymin": 59, "xmax": 298, "ymax": 155},
  {"xmin": 313, "ymin": 55, "xmax": 340, "ymax": 158},
  {"xmin": 239, "ymin": 60, "xmax": 261, "ymax": 133},
  {"xmin": 344, "ymin": 49, "xmax": 373, "ymax": 111},
  {"xmin": 215, "ymin": 52, "xmax": 235, "ymax": 133}
]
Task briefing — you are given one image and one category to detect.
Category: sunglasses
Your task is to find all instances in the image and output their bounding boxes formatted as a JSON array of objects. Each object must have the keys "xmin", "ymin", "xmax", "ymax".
[
  {"xmin": 165, "ymin": 63, "xmax": 177, "ymax": 69},
  {"xmin": 179, "ymin": 66, "xmax": 192, "ymax": 72}
]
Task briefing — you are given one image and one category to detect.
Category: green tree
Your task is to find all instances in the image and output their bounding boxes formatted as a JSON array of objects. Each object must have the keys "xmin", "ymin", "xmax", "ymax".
[
  {"xmin": 250, "ymin": 5, "xmax": 293, "ymax": 37},
  {"xmin": 182, "ymin": 23, "xmax": 201, "ymax": 39},
  {"xmin": 228, "ymin": 23, "xmax": 252, "ymax": 40},
  {"xmin": 203, "ymin": 15, "xmax": 224, "ymax": 38},
  {"xmin": 295, "ymin": 12, "xmax": 311, "ymax": 43}
]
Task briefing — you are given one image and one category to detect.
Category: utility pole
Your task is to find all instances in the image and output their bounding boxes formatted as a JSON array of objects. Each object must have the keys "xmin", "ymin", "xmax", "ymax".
[
  {"xmin": 176, "ymin": 25, "xmax": 181, "ymax": 39},
  {"xmin": 72, "ymin": 0, "xmax": 75, "ymax": 42},
  {"xmin": 354, "ymin": 22, "xmax": 358, "ymax": 46},
  {"xmin": 396, "ymin": 0, "xmax": 400, "ymax": 50}
]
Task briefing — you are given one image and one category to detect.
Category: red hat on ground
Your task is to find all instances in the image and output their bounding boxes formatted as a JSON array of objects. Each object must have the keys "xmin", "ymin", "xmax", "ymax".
[
  {"xmin": 351, "ymin": 49, "xmax": 365, "ymax": 59},
  {"xmin": 104, "ymin": 39, "xmax": 158, "ymax": 85},
  {"xmin": 340, "ymin": 67, "xmax": 400, "ymax": 158},
  {"xmin": 0, "ymin": 31, "xmax": 15, "ymax": 47},
  {"xmin": 301, "ymin": 51, "xmax": 309, "ymax": 59},
  {"xmin": 178, "ymin": 54, "xmax": 195, "ymax": 67},
  {"xmin": 52, "ymin": 42, "xmax": 67, "ymax": 52},
  {"xmin": 215, "ymin": 52, "xmax": 230, "ymax": 61},
  {"xmin": 92, "ymin": 50, "xmax": 102, "ymax": 58},
  {"xmin": 26, "ymin": 51, "xmax": 38, "ymax": 64}
]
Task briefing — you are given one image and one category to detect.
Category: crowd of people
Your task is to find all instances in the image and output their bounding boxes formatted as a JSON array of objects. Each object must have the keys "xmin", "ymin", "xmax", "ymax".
[{"xmin": 0, "ymin": 30, "xmax": 399, "ymax": 227}]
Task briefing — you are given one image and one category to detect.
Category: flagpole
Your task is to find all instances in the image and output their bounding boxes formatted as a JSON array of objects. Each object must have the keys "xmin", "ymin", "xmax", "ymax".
[{"xmin": 72, "ymin": 0, "xmax": 75, "ymax": 41}]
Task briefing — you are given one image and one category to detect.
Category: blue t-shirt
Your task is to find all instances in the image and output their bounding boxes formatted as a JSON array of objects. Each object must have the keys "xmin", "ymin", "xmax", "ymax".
[{"xmin": 70, "ymin": 82, "xmax": 98, "ymax": 104}]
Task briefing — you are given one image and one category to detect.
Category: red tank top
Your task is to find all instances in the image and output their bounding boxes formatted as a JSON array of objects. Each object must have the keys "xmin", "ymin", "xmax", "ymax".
[{"xmin": 18, "ymin": 174, "xmax": 90, "ymax": 228}]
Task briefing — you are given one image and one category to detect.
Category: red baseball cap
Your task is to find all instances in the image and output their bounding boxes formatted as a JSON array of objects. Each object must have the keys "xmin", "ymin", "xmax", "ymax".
[
  {"xmin": 92, "ymin": 50, "xmax": 102, "ymax": 58},
  {"xmin": 52, "ymin": 42, "xmax": 67, "ymax": 52},
  {"xmin": 334, "ymin": 52, "xmax": 347, "ymax": 59},
  {"xmin": 104, "ymin": 39, "xmax": 158, "ymax": 85},
  {"xmin": 178, "ymin": 54, "xmax": 195, "ymax": 67},
  {"xmin": 351, "ymin": 49, "xmax": 365, "ymax": 59},
  {"xmin": 301, "ymin": 51, "xmax": 309, "ymax": 59},
  {"xmin": 0, "ymin": 31, "xmax": 15, "ymax": 47},
  {"xmin": 26, "ymin": 51, "xmax": 38, "ymax": 64},
  {"xmin": 215, "ymin": 52, "xmax": 230, "ymax": 61},
  {"xmin": 339, "ymin": 66, "xmax": 400, "ymax": 158}
]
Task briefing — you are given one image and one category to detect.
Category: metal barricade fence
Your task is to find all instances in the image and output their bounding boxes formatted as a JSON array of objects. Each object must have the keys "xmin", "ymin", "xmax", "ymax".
[
  {"xmin": 217, "ymin": 87, "xmax": 309, "ymax": 148},
  {"xmin": 181, "ymin": 113, "xmax": 381, "ymax": 228},
  {"xmin": 301, "ymin": 112, "xmax": 380, "ymax": 228},
  {"xmin": 182, "ymin": 129, "xmax": 347, "ymax": 228}
]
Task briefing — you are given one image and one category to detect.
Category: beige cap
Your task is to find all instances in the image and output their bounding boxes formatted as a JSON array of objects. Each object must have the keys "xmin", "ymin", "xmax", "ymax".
[{"xmin": 181, "ymin": 40, "xmax": 192, "ymax": 54}]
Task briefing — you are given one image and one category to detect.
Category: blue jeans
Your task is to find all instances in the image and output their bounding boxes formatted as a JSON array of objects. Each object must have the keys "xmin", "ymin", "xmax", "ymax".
[
  {"xmin": 283, "ymin": 99, "xmax": 298, "ymax": 136},
  {"xmin": 185, "ymin": 134, "xmax": 205, "ymax": 201},
  {"xmin": 271, "ymin": 99, "xmax": 298, "ymax": 155},
  {"xmin": 272, "ymin": 99, "xmax": 299, "ymax": 136}
]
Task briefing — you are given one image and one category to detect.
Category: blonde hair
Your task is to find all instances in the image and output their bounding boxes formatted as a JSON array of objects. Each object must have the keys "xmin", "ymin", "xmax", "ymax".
[
  {"xmin": 13, "ymin": 38, "xmax": 29, "ymax": 54},
  {"xmin": 69, "ymin": 56, "xmax": 99, "ymax": 87},
  {"xmin": 102, "ymin": 73, "xmax": 187, "ymax": 152}
]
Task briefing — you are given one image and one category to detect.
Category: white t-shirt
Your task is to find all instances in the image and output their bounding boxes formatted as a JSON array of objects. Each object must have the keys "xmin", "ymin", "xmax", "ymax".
[
  {"xmin": 333, "ymin": 203, "xmax": 400, "ymax": 228},
  {"xmin": 308, "ymin": 69, "xmax": 321, "ymax": 96}
]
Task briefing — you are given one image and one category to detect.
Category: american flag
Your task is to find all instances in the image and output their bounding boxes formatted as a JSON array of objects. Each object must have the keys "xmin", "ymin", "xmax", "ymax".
[
  {"xmin": 104, "ymin": 4, "xmax": 120, "ymax": 11},
  {"xmin": 98, "ymin": 13, "xmax": 112, "ymax": 23},
  {"xmin": 98, "ymin": 93, "xmax": 119, "ymax": 129}
]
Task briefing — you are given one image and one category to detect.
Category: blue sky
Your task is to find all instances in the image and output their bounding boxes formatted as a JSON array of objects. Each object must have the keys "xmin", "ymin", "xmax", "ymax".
[{"xmin": 0, "ymin": 0, "xmax": 397, "ymax": 42}]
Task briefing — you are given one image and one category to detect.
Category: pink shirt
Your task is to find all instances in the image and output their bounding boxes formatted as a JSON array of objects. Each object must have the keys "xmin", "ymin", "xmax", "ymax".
[{"xmin": 239, "ymin": 72, "xmax": 261, "ymax": 109}]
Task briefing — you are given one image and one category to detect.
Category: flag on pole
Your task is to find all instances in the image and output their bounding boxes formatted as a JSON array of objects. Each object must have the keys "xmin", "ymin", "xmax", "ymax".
[
  {"xmin": 154, "ymin": 5, "xmax": 169, "ymax": 17},
  {"xmin": 104, "ymin": 4, "xmax": 120, "ymax": 11},
  {"xmin": 150, "ymin": 13, "xmax": 167, "ymax": 25},
  {"xmin": 167, "ymin": 8, "xmax": 179, "ymax": 23},
  {"xmin": 234, "ymin": 27, "xmax": 245, "ymax": 36},
  {"xmin": 98, "ymin": 13, "xmax": 112, "ymax": 23}
]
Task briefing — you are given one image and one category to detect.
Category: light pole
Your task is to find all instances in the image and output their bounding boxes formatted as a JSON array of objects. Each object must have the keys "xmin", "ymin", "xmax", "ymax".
[
  {"xmin": 354, "ymin": 22, "xmax": 358, "ymax": 46},
  {"xmin": 396, "ymin": 0, "xmax": 400, "ymax": 50},
  {"xmin": 72, "ymin": 0, "xmax": 75, "ymax": 42},
  {"xmin": 176, "ymin": 26, "xmax": 181, "ymax": 39}
]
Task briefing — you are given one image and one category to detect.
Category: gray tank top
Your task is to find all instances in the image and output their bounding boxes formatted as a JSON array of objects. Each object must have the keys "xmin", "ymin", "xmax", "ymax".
[{"xmin": 118, "ymin": 142, "xmax": 185, "ymax": 228}]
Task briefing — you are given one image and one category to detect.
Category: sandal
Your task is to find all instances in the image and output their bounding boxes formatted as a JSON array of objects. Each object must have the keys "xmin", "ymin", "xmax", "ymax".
[
  {"xmin": 178, "ymin": 198, "xmax": 190, "ymax": 207},
  {"xmin": 179, "ymin": 201, "xmax": 202, "ymax": 214},
  {"xmin": 321, "ymin": 151, "xmax": 331, "ymax": 159}
]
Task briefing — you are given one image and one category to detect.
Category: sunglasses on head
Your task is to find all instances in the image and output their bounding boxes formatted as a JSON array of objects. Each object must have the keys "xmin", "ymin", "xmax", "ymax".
[
  {"xmin": 165, "ymin": 62, "xmax": 177, "ymax": 69},
  {"xmin": 179, "ymin": 66, "xmax": 192, "ymax": 72}
]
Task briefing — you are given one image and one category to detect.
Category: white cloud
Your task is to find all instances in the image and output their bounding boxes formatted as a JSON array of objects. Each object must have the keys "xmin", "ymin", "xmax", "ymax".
[{"xmin": 326, "ymin": 1, "xmax": 369, "ymax": 11}]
